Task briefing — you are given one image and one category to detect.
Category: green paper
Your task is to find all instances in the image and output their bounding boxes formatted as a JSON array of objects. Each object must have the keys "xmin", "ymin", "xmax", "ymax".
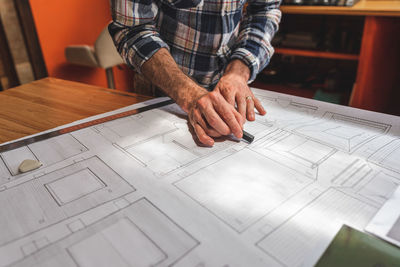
[{"xmin": 315, "ymin": 225, "xmax": 400, "ymax": 267}]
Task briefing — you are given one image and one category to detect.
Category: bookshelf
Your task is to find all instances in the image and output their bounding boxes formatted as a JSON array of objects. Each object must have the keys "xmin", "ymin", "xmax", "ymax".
[{"xmin": 255, "ymin": 1, "xmax": 400, "ymax": 115}]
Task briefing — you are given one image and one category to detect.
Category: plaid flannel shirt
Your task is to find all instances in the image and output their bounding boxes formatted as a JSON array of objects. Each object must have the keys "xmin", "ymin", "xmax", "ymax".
[{"xmin": 109, "ymin": 0, "xmax": 281, "ymax": 89}]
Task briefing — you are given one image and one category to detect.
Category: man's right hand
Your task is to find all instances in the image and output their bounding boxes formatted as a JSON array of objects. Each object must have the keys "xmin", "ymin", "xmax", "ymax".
[
  {"xmin": 141, "ymin": 48, "xmax": 243, "ymax": 146},
  {"xmin": 187, "ymin": 89, "xmax": 244, "ymax": 146}
]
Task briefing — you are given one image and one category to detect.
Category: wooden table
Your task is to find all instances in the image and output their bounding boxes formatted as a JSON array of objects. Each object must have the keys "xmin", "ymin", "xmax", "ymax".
[{"xmin": 0, "ymin": 78, "xmax": 151, "ymax": 144}]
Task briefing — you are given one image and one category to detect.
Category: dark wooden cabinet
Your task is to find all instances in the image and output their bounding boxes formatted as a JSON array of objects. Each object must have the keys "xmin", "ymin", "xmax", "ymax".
[{"xmin": 253, "ymin": 1, "xmax": 400, "ymax": 116}]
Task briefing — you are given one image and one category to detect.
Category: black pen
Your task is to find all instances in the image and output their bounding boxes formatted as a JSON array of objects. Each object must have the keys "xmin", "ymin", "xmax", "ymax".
[{"xmin": 242, "ymin": 130, "xmax": 254, "ymax": 143}]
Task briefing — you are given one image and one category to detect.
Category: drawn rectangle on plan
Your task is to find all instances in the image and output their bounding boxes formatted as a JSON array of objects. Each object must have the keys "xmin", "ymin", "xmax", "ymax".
[
  {"xmin": 252, "ymin": 130, "xmax": 336, "ymax": 179},
  {"xmin": 0, "ymin": 134, "xmax": 88, "ymax": 186},
  {"xmin": 175, "ymin": 149, "xmax": 312, "ymax": 233},
  {"xmin": 45, "ymin": 169, "xmax": 106, "ymax": 206},
  {"xmin": 293, "ymin": 112, "xmax": 390, "ymax": 153},
  {"xmin": 28, "ymin": 134, "xmax": 88, "ymax": 167},
  {"xmin": 368, "ymin": 139, "xmax": 400, "ymax": 173},
  {"xmin": 125, "ymin": 127, "xmax": 236, "ymax": 176},
  {"xmin": 256, "ymin": 189, "xmax": 378, "ymax": 267},
  {"xmin": 125, "ymin": 132, "xmax": 198, "ymax": 176},
  {"xmin": 11, "ymin": 198, "xmax": 199, "ymax": 267},
  {"xmin": 0, "ymin": 156, "xmax": 134, "ymax": 247},
  {"xmin": 68, "ymin": 218, "xmax": 166, "ymax": 267},
  {"xmin": 93, "ymin": 111, "xmax": 177, "ymax": 149},
  {"xmin": 1, "ymin": 146, "xmax": 37, "ymax": 176},
  {"xmin": 356, "ymin": 171, "xmax": 399, "ymax": 204},
  {"xmin": 332, "ymin": 159, "xmax": 372, "ymax": 187}
]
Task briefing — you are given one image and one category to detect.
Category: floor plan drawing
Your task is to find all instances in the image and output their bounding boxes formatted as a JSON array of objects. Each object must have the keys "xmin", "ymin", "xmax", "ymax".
[
  {"xmin": 331, "ymin": 158, "xmax": 373, "ymax": 188},
  {"xmin": 355, "ymin": 171, "xmax": 400, "ymax": 205},
  {"xmin": 92, "ymin": 111, "xmax": 178, "ymax": 149},
  {"xmin": 251, "ymin": 129, "xmax": 337, "ymax": 179},
  {"xmin": 10, "ymin": 198, "xmax": 199, "ymax": 267},
  {"xmin": 366, "ymin": 186, "xmax": 400, "ymax": 248},
  {"xmin": 0, "ymin": 134, "xmax": 88, "ymax": 185},
  {"xmin": 174, "ymin": 148, "xmax": 313, "ymax": 233},
  {"xmin": 1, "ymin": 88, "xmax": 400, "ymax": 267},
  {"xmin": 256, "ymin": 188, "xmax": 378, "ymax": 267},
  {"xmin": 254, "ymin": 96, "xmax": 318, "ymax": 128},
  {"xmin": 123, "ymin": 126, "xmax": 238, "ymax": 177},
  {"xmin": 292, "ymin": 112, "xmax": 391, "ymax": 153},
  {"xmin": 0, "ymin": 156, "xmax": 134, "ymax": 248},
  {"xmin": 368, "ymin": 138, "xmax": 400, "ymax": 173}
]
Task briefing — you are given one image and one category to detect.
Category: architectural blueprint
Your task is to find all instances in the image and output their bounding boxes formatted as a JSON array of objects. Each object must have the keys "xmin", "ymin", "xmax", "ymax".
[
  {"xmin": 0, "ymin": 88, "xmax": 400, "ymax": 267},
  {"xmin": 366, "ymin": 186, "xmax": 400, "ymax": 247}
]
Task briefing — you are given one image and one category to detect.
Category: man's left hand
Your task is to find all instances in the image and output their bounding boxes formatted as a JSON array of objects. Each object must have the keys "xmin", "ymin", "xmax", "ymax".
[{"xmin": 214, "ymin": 60, "xmax": 266, "ymax": 124}]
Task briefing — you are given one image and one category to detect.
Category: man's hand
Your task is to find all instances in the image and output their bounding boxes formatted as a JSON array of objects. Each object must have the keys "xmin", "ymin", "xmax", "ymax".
[
  {"xmin": 142, "ymin": 49, "xmax": 245, "ymax": 147},
  {"xmin": 215, "ymin": 60, "xmax": 266, "ymax": 122},
  {"xmin": 187, "ymin": 89, "xmax": 244, "ymax": 146}
]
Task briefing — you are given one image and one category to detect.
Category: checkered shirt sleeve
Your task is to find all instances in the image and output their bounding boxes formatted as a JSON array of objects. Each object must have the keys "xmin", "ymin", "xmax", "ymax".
[
  {"xmin": 108, "ymin": 0, "xmax": 170, "ymax": 73},
  {"xmin": 230, "ymin": 0, "xmax": 281, "ymax": 83}
]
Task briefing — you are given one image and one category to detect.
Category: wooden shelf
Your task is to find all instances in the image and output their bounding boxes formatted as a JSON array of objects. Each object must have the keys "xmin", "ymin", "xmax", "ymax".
[
  {"xmin": 275, "ymin": 48, "xmax": 360, "ymax": 60},
  {"xmin": 280, "ymin": 1, "xmax": 400, "ymax": 16}
]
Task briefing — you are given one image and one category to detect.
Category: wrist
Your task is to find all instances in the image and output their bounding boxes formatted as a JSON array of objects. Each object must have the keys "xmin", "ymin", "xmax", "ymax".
[
  {"xmin": 224, "ymin": 59, "xmax": 250, "ymax": 82},
  {"xmin": 178, "ymin": 82, "xmax": 208, "ymax": 113}
]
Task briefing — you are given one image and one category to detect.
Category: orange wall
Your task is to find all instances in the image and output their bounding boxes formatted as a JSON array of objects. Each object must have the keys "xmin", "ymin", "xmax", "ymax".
[{"xmin": 29, "ymin": 0, "xmax": 133, "ymax": 91}]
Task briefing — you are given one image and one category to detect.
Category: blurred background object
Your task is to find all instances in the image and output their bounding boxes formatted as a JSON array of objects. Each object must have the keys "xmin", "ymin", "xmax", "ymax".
[
  {"xmin": 0, "ymin": 0, "xmax": 34, "ymax": 89},
  {"xmin": 65, "ymin": 26, "xmax": 124, "ymax": 89}
]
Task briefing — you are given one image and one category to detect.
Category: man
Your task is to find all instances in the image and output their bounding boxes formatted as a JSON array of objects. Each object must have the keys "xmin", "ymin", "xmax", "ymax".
[{"xmin": 109, "ymin": 0, "xmax": 281, "ymax": 146}]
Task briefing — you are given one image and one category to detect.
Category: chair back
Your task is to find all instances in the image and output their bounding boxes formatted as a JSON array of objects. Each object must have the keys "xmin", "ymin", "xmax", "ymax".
[{"xmin": 94, "ymin": 26, "xmax": 124, "ymax": 69}]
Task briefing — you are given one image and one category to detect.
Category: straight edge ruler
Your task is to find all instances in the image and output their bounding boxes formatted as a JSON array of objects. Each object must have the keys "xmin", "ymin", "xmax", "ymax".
[{"xmin": 0, "ymin": 98, "xmax": 174, "ymax": 153}]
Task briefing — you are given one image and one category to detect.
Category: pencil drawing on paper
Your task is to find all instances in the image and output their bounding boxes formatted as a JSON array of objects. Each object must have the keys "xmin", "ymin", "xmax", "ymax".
[
  {"xmin": 0, "ymin": 134, "xmax": 88, "ymax": 185},
  {"xmin": 0, "ymin": 88, "xmax": 399, "ymax": 267}
]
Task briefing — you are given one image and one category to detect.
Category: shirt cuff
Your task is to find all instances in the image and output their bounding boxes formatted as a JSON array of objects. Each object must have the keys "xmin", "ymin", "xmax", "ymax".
[{"xmin": 230, "ymin": 48, "xmax": 260, "ymax": 83}]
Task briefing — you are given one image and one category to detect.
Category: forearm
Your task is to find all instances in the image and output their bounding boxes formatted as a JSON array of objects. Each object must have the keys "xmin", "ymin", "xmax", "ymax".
[{"xmin": 141, "ymin": 48, "xmax": 207, "ymax": 113}]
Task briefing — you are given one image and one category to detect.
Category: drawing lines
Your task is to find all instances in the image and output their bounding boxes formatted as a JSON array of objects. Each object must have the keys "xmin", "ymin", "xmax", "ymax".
[
  {"xmin": 368, "ymin": 138, "xmax": 400, "ymax": 174},
  {"xmin": 251, "ymin": 129, "xmax": 336, "ymax": 179},
  {"xmin": 92, "ymin": 111, "xmax": 178, "ymax": 149},
  {"xmin": 11, "ymin": 198, "xmax": 200, "ymax": 267},
  {"xmin": 331, "ymin": 158, "xmax": 373, "ymax": 188},
  {"xmin": 0, "ymin": 156, "xmax": 134, "ymax": 247},
  {"xmin": 0, "ymin": 134, "xmax": 88, "ymax": 185},
  {"xmin": 174, "ymin": 149, "xmax": 313, "ymax": 233},
  {"xmin": 293, "ymin": 112, "xmax": 391, "ymax": 153},
  {"xmin": 256, "ymin": 188, "xmax": 378, "ymax": 267}
]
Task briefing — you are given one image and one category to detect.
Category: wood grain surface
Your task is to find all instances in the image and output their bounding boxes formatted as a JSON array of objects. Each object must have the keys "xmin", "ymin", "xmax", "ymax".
[{"xmin": 0, "ymin": 78, "xmax": 151, "ymax": 143}]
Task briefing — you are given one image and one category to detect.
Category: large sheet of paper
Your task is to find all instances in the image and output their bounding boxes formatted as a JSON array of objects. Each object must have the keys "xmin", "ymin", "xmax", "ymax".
[
  {"xmin": 366, "ymin": 186, "xmax": 400, "ymax": 247},
  {"xmin": 0, "ymin": 88, "xmax": 399, "ymax": 267}
]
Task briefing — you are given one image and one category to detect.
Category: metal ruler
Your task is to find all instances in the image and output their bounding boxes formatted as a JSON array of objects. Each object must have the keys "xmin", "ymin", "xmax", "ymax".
[{"xmin": 0, "ymin": 99, "xmax": 174, "ymax": 153}]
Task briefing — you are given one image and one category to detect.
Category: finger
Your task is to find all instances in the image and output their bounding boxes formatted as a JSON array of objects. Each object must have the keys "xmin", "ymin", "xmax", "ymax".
[
  {"xmin": 246, "ymin": 96, "xmax": 255, "ymax": 121},
  {"xmin": 214, "ymin": 102, "xmax": 243, "ymax": 138},
  {"xmin": 253, "ymin": 96, "xmax": 266, "ymax": 116},
  {"xmin": 194, "ymin": 110, "xmax": 221, "ymax": 137},
  {"xmin": 234, "ymin": 109, "xmax": 244, "ymax": 130},
  {"xmin": 194, "ymin": 124, "xmax": 214, "ymax": 146},
  {"xmin": 202, "ymin": 106, "xmax": 231, "ymax": 136},
  {"xmin": 236, "ymin": 94, "xmax": 246, "ymax": 124}
]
